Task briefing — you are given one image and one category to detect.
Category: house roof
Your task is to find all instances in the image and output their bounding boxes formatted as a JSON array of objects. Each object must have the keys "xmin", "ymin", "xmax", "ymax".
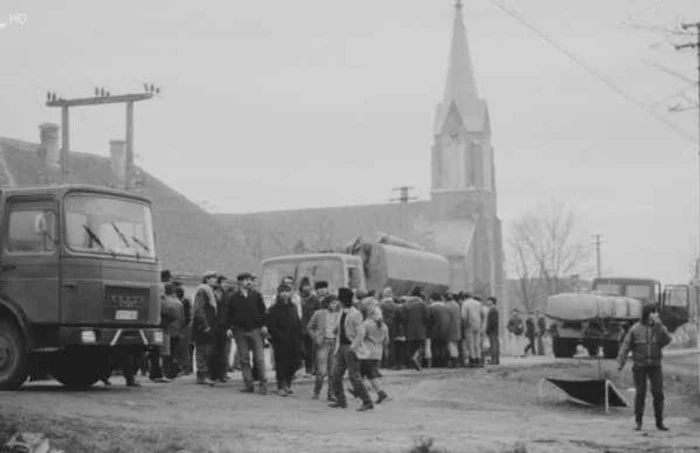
[
  {"xmin": 0, "ymin": 137, "xmax": 258, "ymax": 276},
  {"xmin": 215, "ymin": 200, "xmax": 437, "ymax": 260}
]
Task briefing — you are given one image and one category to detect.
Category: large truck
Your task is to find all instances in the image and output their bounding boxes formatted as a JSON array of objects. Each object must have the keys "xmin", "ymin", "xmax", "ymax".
[
  {"xmin": 546, "ymin": 277, "xmax": 690, "ymax": 359},
  {"xmin": 0, "ymin": 184, "xmax": 163, "ymax": 390},
  {"xmin": 260, "ymin": 234, "xmax": 450, "ymax": 305}
]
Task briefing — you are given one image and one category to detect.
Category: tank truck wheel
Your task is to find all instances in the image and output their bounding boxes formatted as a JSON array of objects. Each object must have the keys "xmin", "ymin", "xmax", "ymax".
[
  {"xmin": 602, "ymin": 341, "xmax": 619, "ymax": 359},
  {"xmin": 0, "ymin": 319, "xmax": 30, "ymax": 390},
  {"xmin": 51, "ymin": 348, "xmax": 105, "ymax": 390},
  {"xmin": 553, "ymin": 338, "xmax": 577, "ymax": 358}
]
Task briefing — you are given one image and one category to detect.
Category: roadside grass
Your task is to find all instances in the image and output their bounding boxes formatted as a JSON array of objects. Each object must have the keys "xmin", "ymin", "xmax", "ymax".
[{"xmin": 406, "ymin": 437, "xmax": 529, "ymax": 453}]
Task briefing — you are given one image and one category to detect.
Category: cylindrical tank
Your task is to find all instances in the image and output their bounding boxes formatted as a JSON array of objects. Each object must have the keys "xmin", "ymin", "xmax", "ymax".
[
  {"xmin": 363, "ymin": 242, "xmax": 449, "ymax": 297},
  {"xmin": 376, "ymin": 233, "xmax": 425, "ymax": 251},
  {"xmin": 546, "ymin": 292, "xmax": 643, "ymax": 321}
]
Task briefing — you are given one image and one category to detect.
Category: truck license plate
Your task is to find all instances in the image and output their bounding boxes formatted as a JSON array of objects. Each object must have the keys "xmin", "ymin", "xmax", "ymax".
[{"xmin": 115, "ymin": 310, "xmax": 137, "ymax": 321}]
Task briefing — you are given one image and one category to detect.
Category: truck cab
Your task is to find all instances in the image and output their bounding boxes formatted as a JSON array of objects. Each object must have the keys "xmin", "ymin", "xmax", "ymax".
[
  {"xmin": 591, "ymin": 277, "xmax": 690, "ymax": 332},
  {"xmin": 0, "ymin": 185, "xmax": 163, "ymax": 390},
  {"xmin": 260, "ymin": 253, "xmax": 365, "ymax": 306}
]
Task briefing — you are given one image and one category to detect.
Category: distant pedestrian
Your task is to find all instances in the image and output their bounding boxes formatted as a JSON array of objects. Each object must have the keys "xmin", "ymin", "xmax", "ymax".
[
  {"xmin": 523, "ymin": 316, "xmax": 536, "ymax": 356},
  {"xmin": 485, "ymin": 297, "xmax": 500, "ymax": 365},
  {"xmin": 403, "ymin": 286, "xmax": 430, "ymax": 371},
  {"xmin": 162, "ymin": 283, "xmax": 185, "ymax": 379},
  {"xmin": 507, "ymin": 309, "xmax": 524, "ymax": 355},
  {"xmin": 618, "ymin": 304, "xmax": 671, "ymax": 431},
  {"xmin": 535, "ymin": 309, "xmax": 547, "ymax": 356}
]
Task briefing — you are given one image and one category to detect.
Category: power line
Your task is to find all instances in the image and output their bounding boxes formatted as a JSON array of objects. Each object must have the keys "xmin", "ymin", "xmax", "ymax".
[{"xmin": 485, "ymin": 0, "xmax": 698, "ymax": 145}]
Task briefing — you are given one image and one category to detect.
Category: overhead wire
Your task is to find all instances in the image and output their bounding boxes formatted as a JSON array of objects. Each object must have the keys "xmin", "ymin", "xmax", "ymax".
[{"xmin": 485, "ymin": 0, "xmax": 698, "ymax": 145}]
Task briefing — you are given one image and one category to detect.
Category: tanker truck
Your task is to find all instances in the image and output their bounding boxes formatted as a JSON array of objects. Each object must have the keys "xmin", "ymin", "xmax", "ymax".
[
  {"xmin": 546, "ymin": 277, "xmax": 690, "ymax": 359},
  {"xmin": 259, "ymin": 233, "xmax": 450, "ymax": 306}
]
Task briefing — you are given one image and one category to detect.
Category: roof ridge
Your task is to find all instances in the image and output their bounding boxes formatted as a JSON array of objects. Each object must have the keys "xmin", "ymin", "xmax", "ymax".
[{"xmin": 216, "ymin": 199, "xmax": 431, "ymax": 217}]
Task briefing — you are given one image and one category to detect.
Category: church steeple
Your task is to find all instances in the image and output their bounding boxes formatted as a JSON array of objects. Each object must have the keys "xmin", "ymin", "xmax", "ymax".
[{"xmin": 441, "ymin": 0, "xmax": 479, "ymax": 119}]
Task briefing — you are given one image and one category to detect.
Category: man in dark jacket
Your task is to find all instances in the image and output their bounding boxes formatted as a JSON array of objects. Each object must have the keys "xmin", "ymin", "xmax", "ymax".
[
  {"xmin": 618, "ymin": 304, "xmax": 672, "ymax": 431},
  {"xmin": 192, "ymin": 271, "xmax": 219, "ymax": 385},
  {"xmin": 228, "ymin": 272, "xmax": 268, "ymax": 395},
  {"xmin": 267, "ymin": 283, "xmax": 302, "ymax": 396},
  {"xmin": 403, "ymin": 286, "xmax": 431, "ymax": 371},
  {"xmin": 485, "ymin": 297, "xmax": 500, "ymax": 365}
]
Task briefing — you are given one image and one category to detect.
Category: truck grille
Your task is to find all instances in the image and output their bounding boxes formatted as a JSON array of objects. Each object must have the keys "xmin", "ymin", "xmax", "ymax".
[{"xmin": 104, "ymin": 286, "xmax": 150, "ymax": 322}]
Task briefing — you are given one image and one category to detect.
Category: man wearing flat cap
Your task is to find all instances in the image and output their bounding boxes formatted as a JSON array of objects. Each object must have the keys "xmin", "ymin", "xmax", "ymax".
[
  {"xmin": 192, "ymin": 270, "xmax": 220, "ymax": 385},
  {"xmin": 228, "ymin": 272, "xmax": 268, "ymax": 394}
]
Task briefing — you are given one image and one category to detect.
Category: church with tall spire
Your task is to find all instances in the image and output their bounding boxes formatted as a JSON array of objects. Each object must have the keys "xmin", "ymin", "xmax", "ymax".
[{"xmin": 217, "ymin": 0, "xmax": 504, "ymax": 302}]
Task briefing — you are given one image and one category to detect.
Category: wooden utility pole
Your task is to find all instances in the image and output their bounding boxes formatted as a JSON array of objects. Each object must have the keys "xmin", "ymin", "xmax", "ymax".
[
  {"xmin": 391, "ymin": 186, "xmax": 418, "ymax": 235},
  {"xmin": 45, "ymin": 87, "xmax": 158, "ymax": 188}
]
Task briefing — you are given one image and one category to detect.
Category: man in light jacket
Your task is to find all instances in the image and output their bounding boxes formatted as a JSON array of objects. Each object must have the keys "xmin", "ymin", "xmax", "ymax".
[
  {"xmin": 307, "ymin": 295, "xmax": 341, "ymax": 401},
  {"xmin": 328, "ymin": 287, "xmax": 374, "ymax": 411},
  {"xmin": 618, "ymin": 304, "xmax": 672, "ymax": 431},
  {"xmin": 461, "ymin": 294, "xmax": 483, "ymax": 367}
]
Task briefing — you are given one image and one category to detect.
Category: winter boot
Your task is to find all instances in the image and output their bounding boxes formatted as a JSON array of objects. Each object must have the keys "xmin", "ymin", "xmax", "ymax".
[{"xmin": 376, "ymin": 391, "xmax": 389, "ymax": 404}]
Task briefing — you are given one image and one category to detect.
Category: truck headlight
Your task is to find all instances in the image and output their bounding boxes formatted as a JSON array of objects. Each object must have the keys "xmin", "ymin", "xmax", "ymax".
[
  {"xmin": 81, "ymin": 330, "xmax": 96, "ymax": 344},
  {"xmin": 153, "ymin": 331, "xmax": 163, "ymax": 345}
]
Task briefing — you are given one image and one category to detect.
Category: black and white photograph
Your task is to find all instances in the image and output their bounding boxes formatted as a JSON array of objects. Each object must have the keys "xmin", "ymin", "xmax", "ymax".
[{"xmin": 0, "ymin": 1, "xmax": 699, "ymax": 452}]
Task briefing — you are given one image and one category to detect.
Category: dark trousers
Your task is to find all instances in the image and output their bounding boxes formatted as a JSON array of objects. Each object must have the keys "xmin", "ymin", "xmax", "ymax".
[
  {"xmin": 524, "ymin": 336, "xmax": 535, "ymax": 355},
  {"xmin": 234, "ymin": 328, "xmax": 267, "ymax": 387},
  {"xmin": 210, "ymin": 329, "xmax": 228, "ymax": 380},
  {"xmin": 487, "ymin": 333, "xmax": 500, "ymax": 364},
  {"xmin": 273, "ymin": 344, "xmax": 298, "ymax": 390},
  {"xmin": 163, "ymin": 337, "xmax": 182, "ymax": 379},
  {"xmin": 302, "ymin": 334, "xmax": 315, "ymax": 374},
  {"xmin": 633, "ymin": 366, "xmax": 664, "ymax": 425},
  {"xmin": 195, "ymin": 342, "xmax": 216, "ymax": 380},
  {"xmin": 536, "ymin": 334, "xmax": 545, "ymax": 356},
  {"xmin": 148, "ymin": 348, "xmax": 163, "ymax": 380},
  {"xmin": 331, "ymin": 344, "xmax": 371, "ymax": 405}
]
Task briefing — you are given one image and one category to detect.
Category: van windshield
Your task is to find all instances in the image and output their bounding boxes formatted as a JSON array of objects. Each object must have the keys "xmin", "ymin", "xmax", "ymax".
[
  {"xmin": 261, "ymin": 258, "xmax": 344, "ymax": 296},
  {"xmin": 64, "ymin": 194, "xmax": 156, "ymax": 259}
]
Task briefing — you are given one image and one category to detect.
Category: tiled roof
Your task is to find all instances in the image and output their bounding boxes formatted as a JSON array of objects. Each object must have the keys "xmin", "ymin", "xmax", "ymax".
[
  {"xmin": 0, "ymin": 138, "xmax": 258, "ymax": 276},
  {"xmin": 215, "ymin": 200, "xmax": 436, "ymax": 260}
]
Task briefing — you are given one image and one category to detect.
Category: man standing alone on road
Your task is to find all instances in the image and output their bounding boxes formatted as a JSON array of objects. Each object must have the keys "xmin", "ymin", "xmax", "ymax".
[
  {"xmin": 485, "ymin": 297, "xmax": 500, "ymax": 365},
  {"xmin": 617, "ymin": 304, "xmax": 672, "ymax": 431}
]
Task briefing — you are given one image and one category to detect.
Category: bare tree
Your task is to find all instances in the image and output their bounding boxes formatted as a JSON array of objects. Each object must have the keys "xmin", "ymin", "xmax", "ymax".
[{"xmin": 508, "ymin": 201, "xmax": 591, "ymax": 310}]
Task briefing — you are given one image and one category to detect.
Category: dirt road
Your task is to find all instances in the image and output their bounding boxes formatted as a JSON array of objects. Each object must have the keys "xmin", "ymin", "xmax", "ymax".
[{"xmin": 1, "ymin": 353, "xmax": 699, "ymax": 453}]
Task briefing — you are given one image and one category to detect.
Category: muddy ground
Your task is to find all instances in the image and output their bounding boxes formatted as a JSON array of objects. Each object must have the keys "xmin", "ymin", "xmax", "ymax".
[{"xmin": 1, "ymin": 352, "xmax": 699, "ymax": 453}]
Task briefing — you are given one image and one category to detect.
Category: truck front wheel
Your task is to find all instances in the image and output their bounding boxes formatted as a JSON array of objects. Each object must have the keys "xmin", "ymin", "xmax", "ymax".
[
  {"xmin": 51, "ymin": 348, "xmax": 107, "ymax": 390},
  {"xmin": 552, "ymin": 338, "xmax": 576, "ymax": 358},
  {"xmin": 0, "ymin": 319, "xmax": 30, "ymax": 390}
]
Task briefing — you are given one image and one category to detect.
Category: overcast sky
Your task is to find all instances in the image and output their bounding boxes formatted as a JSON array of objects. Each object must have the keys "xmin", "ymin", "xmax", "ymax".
[{"xmin": 1, "ymin": 0, "xmax": 699, "ymax": 283}]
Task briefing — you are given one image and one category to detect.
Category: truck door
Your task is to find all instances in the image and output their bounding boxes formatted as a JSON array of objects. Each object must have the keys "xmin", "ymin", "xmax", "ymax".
[
  {"xmin": 661, "ymin": 284, "xmax": 690, "ymax": 332},
  {"xmin": 0, "ymin": 198, "xmax": 60, "ymax": 323}
]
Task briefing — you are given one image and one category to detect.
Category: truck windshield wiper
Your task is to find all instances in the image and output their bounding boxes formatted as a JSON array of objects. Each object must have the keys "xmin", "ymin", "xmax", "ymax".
[
  {"xmin": 130, "ymin": 236, "xmax": 150, "ymax": 253},
  {"xmin": 110, "ymin": 222, "xmax": 131, "ymax": 249},
  {"xmin": 83, "ymin": 224, "xmax": 105, "ymax": 250}
]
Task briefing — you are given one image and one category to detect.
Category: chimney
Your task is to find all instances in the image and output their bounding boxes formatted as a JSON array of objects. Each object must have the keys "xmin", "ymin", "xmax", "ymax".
[
  {"xmin": 109, "ymin": 140, "xmax": 127, "ymax": 188},
  {"xmin": 38, "ymin": 123, "xmax": 60, "ymax": 169}
]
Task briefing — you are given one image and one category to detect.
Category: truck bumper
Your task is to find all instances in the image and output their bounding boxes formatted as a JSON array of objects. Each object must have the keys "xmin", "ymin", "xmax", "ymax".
[{"xmin": 58, "ymin": 327, "xmax": 164, "ymax": 347}]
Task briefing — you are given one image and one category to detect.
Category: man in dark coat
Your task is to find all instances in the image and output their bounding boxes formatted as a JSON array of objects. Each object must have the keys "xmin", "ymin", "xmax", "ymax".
[
  {"xmin": 402, "ymin": 286, "xmax": 430, "ymax": 371},
  {"xmin": 524, "ymin": 316, "xmax": 536, "ymax": 356},
  {"xmin": 485, "ymin": 297, "xmax": 500, "ymax": 365},
  {"xmin": 267, "ymin": 283, "xmax": 302, "ymax": 396},
  {"xmin": 428, "ymin": 292, "xmax": 450, "ymax": 368},
  {"xmin": 379, "ymin": 287, "xmax": 400, "ymax": 369},
  {"xmin": 228, "ymin": 272, "xmax": 268, "ymax": 394}
]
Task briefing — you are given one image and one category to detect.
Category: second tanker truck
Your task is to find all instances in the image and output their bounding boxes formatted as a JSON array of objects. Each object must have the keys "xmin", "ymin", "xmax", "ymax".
[{"xmin": 259, "ymin": 233, "xmax": 450, "ymax": 305}]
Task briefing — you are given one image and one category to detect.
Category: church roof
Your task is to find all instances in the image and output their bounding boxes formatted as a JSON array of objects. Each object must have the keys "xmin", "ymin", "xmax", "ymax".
[
  {"xmin": 0, "ymin": 137, "xmax": 258, "ymax": 276},
  {"xmin": 433, "ymin": 1, "xmax": 490, "ymax": 135},
  {"xmin": 216, "ymin": 201, "xmax": 434, "ymax": 260}
]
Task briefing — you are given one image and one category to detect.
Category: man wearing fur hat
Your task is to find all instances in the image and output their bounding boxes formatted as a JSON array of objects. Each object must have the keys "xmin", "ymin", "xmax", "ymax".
[
  {"xmin": 329, "ymin": 287, "xmax": 374, "ymax": 411},
  {"xmin": 192, "ymin": 271, "xmax": 220, "ymax": 385}
]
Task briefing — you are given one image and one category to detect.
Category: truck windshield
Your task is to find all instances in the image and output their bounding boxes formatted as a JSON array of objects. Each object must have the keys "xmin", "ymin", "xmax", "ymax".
[
  {"xmin": 64, "ymin": 194, "xmax": 156, "ymax": 259},
  {"xmin": 261, "ymin": 258, "xmax": 344, "ymax": 296}
]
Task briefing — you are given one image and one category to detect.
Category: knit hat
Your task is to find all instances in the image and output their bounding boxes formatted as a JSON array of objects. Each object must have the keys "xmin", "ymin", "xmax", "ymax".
[{"xmin": 314, "ymin": 280, "xmax": 329, "ymax": 290}]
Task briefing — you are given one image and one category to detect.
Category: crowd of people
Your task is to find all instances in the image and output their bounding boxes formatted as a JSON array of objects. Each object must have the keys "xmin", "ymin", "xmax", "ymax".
[
  {"xmin": 105, "ymin": 269, "xmax": 506, "ymax": 411},
  {"xmin": 505, "ymin": 308, "xmax": 549, "ymax": 357}
]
